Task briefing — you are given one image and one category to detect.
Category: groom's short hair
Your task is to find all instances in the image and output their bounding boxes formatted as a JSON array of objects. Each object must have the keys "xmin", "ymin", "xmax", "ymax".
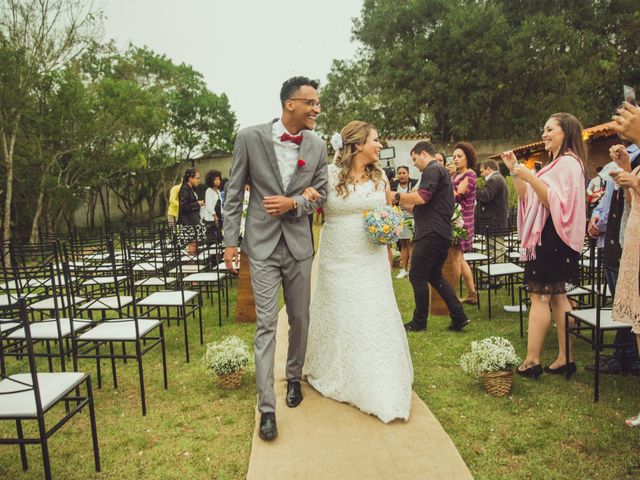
[
  {"xmin": 411, "ymin": 141, "xmax": 436, "ymax": 156},
  {"xmin": 280, "ymin": 76, "xmax": 320, "ymax": 106}
]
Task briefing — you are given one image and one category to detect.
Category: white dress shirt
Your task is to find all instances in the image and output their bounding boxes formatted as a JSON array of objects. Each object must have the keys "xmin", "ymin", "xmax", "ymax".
[
  {"xmin": 272, "ymin": 119, "xmax": 304, "ymax": 191},
  {"xmin": 202, "ymin": 187, "xmax": 219, "ymax": 222}
]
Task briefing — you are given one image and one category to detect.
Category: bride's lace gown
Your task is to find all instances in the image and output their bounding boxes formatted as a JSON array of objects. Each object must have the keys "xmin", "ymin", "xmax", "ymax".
[{"xmin": 304, "ymin": 164, "xmax": 414, "ymax": 423}]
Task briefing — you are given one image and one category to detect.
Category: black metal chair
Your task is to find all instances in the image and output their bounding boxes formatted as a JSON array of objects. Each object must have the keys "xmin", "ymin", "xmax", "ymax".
[
  {"xmin": 69, "ymin": 261, "xmax": 168, "ymax": 415},
  {"xmin": 565, "ymin": 248, "xmax": 633, "ymax": 402},
  {"xmin": 0, "ymin": 298, "xmax": 100, "ymax": 480}
]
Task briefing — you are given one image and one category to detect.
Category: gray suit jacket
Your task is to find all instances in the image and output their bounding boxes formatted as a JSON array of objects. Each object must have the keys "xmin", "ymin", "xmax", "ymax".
[{"xmin": 223, "ymin": 120, "xmax": 328, "ymax": 261}]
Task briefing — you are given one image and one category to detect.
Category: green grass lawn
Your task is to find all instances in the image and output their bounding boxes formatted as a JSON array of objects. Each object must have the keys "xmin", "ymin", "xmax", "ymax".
[{"xmin": 2, "ymin": 266, "xmax": 640, "ymax": 479}]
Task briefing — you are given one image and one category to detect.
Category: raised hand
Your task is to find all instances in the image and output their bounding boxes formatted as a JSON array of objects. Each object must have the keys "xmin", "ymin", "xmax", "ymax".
[
  {"xmin": 613, "ymin": 102, "xmax": 640, "ymax": 144},
  {"xmin": 611, "ymin": 170, "xmax": 640, "ymax": 190},
  {"xmin": 609, "ymin": 144, "xmax": 631, "ymax": 171},
  {"xmin": 500, "ymin": 150, "xmax": 518, "ymax": 172},
  {"xmin": 512, "ymin": 163, "xmax": 535, "ymax": 183}
]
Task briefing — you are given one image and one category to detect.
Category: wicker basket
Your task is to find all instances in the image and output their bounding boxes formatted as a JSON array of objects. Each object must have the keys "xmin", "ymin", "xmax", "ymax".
[
  {"xmin": 217, "ymin": 370, "xmax": 244, "ymax": 390},
  {"xmin": 481, "ymin": 370, "xmax": 513, "ymax": 397}
]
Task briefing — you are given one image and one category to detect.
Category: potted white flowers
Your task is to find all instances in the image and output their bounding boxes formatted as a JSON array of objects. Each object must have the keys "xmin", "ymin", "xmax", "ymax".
[
  {"xmin": 459, "ymin": 336, "xmax": 521, "ymax": 397},
  {"xmin": 202, "ymin": 336, "xmax": 250, "ymax": 390}
]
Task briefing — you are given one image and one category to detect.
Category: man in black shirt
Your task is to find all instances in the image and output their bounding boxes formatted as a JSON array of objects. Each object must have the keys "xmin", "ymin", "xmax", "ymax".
[{"xmin": 391, "ymin": 141, "xmax": 469, "ymax": 332}]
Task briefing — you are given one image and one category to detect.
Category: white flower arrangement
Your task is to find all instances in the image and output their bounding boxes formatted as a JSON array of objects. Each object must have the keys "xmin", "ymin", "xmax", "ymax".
[
  {"xmin": 202, "ymin": 336, "xmax": 250, "ymax": 376},
  {"xmin": 459, "ymin": 336, "xmax": 521, "ymax": 376}
]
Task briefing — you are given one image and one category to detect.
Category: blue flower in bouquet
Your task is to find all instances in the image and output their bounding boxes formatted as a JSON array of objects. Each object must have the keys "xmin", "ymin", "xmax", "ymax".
[
  {"xmin": 363, "ymin": 206, "xmax": 404, "ymax": 245},
  {"xmin": 452, "ymin": 203, "xmax": 468, "ymax": 244}
]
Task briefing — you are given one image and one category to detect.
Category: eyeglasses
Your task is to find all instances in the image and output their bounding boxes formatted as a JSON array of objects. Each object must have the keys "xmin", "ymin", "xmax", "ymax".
[{"xmin": 289, "ymin": 97, "xmax": 321, "ymax": 108}]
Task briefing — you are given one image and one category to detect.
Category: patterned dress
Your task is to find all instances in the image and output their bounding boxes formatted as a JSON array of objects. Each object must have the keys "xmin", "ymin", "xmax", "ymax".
[
  {"xmin": 452, "ymin": 170, "xmax": 477, "ymax": 252},
  {"xmin": 613, "ymin": 166, "xmax": 640, "ymax": 333}
]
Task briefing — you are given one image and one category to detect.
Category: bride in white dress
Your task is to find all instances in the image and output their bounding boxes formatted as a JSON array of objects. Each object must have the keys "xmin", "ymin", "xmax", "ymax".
[{"xmin": 304, "ymin": 121, "xmax": 414, "ymax": 423}]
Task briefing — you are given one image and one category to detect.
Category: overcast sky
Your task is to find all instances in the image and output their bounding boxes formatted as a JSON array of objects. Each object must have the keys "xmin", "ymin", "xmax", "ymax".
[{"xmin": 101, "ymin": 0, "xmax": 363, "ymax": 128}]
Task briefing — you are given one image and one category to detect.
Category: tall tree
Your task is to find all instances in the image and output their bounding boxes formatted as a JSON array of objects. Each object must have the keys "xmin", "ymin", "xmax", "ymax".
[{"xmin": 0, "ymin": 0, "xmax": 100, "ymax": 244}]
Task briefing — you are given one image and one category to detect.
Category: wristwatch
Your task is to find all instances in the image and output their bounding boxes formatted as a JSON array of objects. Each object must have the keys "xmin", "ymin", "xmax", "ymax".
[
  {"xmin": 292, "ymin": 198, "xmax": 298, "ymax": 210},
  {"xmin": 394, "ymin": 192, "xmax": 402, "ymax": 205}
]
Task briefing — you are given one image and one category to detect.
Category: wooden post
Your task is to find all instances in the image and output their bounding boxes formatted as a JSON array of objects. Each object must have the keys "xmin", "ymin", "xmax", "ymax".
[
  {"xmin": 429, "ymin": 247, "xmax": 456, "ymax": 316},
  {"xmin": 236, "ymin": 251, "xmax": 256, "ymax": 323}
]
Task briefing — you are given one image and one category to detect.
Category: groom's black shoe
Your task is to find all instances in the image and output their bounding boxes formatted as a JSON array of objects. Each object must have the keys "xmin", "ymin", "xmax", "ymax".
[
  {"xmin": 447, "ymin": 318, "xmax": 471, "ymax": 332},
  {"xmin": 259, "ymin": 412, "xmax": 277, "ymax": 441},
  {"xmin": 404, "ymin": 320, "xmax": 427, "ymax": 332},
  {"xmin": 286, "ymin": 380, "xmax": 303, "ymax": 408}
]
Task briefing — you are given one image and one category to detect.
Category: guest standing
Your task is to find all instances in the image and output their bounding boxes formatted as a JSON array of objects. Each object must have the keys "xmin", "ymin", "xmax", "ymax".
[
  {"xmin": 391, "ymin": 165, "xmax": 418, "ymax": 279},
  {"xmin": 167, "ymin": 182, "xmax": 181, "ymax": 225},
  {"xmin": 610, "ymin": 100, "xmax": 640, "ymax": 426},
  {"xmin": 450, "ymin": 142, "xmax": 478, "ymax": 305},
  {"xmin": 392, "ymin": 141, "xmax": 470, "ymax": 332},
  {"xmin": 502, "ymin": 112, "xmax": 587, "ymax": 379},
  {"xmin": 178, "ymin": 168, "xmax": 204, "ymax": 254},
  {"xmin": 475, "ymin": 160, "xmax": 509, "ymax": 232},
  {"xmin": 586, "ymin": 143, "xmax": 640, "ymax": 375},
  {"xmin": 202, "ymin": 169, "xmax": 222, "ymax": 243}
]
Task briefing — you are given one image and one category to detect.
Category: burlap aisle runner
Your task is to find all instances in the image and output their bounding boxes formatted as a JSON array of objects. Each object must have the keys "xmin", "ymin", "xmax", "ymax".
[{"xmin": 246, "ymin": 261, "xmax": 474, "ymax": 480}]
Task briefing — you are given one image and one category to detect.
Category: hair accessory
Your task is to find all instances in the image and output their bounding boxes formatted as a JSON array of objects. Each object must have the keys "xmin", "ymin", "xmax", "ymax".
[{"xmin": 330, "ymin": 132, "xmax": 344, "ymax": 152}]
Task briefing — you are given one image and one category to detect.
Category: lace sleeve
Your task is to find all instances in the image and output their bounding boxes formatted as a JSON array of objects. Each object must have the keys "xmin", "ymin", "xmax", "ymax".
[{"xmin": 327, "ymin": 163, "xmax": 340, "ymax": 191}]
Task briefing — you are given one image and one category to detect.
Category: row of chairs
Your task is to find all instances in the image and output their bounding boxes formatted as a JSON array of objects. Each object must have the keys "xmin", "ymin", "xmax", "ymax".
[{"xmin": 0, "ymin": 223, "xmax": 236, "ymax": 478}]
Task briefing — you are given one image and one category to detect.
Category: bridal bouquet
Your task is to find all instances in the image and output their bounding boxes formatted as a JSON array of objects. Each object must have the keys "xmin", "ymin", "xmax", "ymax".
[
  {"xmin": 451, "ymin": 203, "xmax": 468, "ymax": 244},
  {"xmin": 363, "ymin": 206, "xmax": 404, "ymax": 245}
]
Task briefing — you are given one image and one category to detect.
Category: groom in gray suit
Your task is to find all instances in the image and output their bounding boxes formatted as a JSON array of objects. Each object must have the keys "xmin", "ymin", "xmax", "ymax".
[{"xmin": 223, "ymin": 77, "xmax": 328, "ymax": 441}]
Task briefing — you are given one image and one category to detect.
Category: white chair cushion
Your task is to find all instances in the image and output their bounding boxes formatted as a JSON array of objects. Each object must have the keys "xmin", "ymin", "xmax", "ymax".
[
  {"xmin": 183, "ymin": 272, "xmax": 226, "ymax": 282},
  {"xmin": 463, "ymin": 252, "xmax": 488, "ymax": 262},
  {"xmin": 0, "ymin": 321, "xmax": 20, "ymax": 333},
  {"xmin": 134, "ymin": 277, "xmax": 177, "ymax": 287},
  {"xmin": 477, "ymin": 262, "xmax": 524, "ymax": 276},
  {"xmin": 133, "ymin": 262, "xmax": 160, "ymax": 272},
  {"xmin": 138, "ymin": 290, "xmax": 198, "ymax": 306},
  {"xmin": 0, "ymin": 372, "xmax": 87, "ymax": 418},
  {"xmin": 28, "ymin": 296, "xmax": 85, "ymax": 311},
  {"xmin": 569, "ymin": 308, "xmax": 628, "ymax": 329},
  {"xmin": 0, "ymin": 294, "xmax": 19, "ymax": 307},
  {"xmin": 8, "ymin": 318, "xmax": 92, "ymax": 340},
  {"xmin": 567, "ymin": 286, "xmax": 590, "ymax": 297},
  {"xmin": 79, "ymin": 296, "xmax": 133, "ymax": 310},
  {"xmin": 168, "ymin": 265, "xmax": 201, "ymax": 274},
  {"xmin": 83, "ymin": 276, "xmax": 127, "ymax": 286},
  {"xmin": 78, "ymin": 319, "xmax": 161, "ymax": 341}
]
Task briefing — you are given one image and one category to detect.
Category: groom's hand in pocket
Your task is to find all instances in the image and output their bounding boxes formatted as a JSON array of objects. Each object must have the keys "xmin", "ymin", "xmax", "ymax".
[{"xmin": 263, "ymin": 195, "xmax": 295, "ymax": 216}]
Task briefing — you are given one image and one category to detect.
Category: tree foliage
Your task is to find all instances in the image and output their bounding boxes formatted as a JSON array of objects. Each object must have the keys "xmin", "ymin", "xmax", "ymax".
[
  {"xmin": 319, "ymin": 0, "xmax": 640, "ymax": 142},
  {"xmin": 0, "ymin": 2, "xmax": 237, "ymax": 239}
]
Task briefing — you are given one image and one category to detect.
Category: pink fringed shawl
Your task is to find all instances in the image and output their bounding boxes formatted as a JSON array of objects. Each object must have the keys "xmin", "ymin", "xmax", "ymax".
[{"xmin": 517, "ymin": 152, "xmax": 586, "ymax": 261}]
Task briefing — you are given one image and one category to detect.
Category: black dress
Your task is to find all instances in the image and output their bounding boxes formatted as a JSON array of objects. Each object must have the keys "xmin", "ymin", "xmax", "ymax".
[{"xmin": 523, "ymin": 216, "xmax": 580, "ymax": 294}]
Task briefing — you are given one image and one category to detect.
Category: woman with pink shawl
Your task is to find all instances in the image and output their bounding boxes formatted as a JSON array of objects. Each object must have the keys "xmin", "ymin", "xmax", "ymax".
[{"xmin": 501, "ymin": 113, "xmax": 587, "ymax": 380}]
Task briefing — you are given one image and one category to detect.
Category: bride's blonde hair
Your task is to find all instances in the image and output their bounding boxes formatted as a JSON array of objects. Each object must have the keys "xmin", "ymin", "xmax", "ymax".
[{"xmin": 334, "ymin": 120, "xmax": 385, "ymax": 198}]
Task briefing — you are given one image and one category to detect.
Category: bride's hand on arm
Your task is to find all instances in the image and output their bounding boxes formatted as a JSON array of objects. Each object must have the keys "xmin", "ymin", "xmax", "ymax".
[{"xmin": 302, "ymin": 187, "xmax": 320, "ymax": 202}]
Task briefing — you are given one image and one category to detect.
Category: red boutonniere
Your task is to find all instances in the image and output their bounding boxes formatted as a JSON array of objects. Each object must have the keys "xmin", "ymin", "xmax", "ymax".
[{"xmin": 297, "ymin": 159, "xmax": 306, "ymax": 168}]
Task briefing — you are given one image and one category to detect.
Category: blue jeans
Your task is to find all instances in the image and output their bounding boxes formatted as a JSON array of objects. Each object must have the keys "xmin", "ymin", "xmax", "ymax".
[{"xmin": 605, "ymin": 266, "xmax": 639, "ymax": 364}]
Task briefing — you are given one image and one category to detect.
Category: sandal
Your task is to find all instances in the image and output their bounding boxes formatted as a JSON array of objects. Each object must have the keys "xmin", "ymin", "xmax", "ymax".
[
  {"xmin": 461, "ymin": 291, "xmax": 478, "ymax": 305},
  {"xmin": 625, "ymin": 413, "xmax": 640, "ymax": 427}
]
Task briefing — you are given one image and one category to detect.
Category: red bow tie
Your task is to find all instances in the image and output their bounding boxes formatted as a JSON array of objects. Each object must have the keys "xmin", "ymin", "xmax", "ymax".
[{"xmin": 280, "ymin": 133, "xmax": 303, "ymax": 145}]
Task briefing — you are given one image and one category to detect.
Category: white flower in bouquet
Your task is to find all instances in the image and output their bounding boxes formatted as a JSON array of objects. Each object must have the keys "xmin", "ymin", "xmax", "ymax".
[
  {"xmin": 202, "ymin": 336, "xmax": 250, "ymax": 376},
  {"xmin": 459, "ymin": 336, "xmax": 521, "ymax": 376}
]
